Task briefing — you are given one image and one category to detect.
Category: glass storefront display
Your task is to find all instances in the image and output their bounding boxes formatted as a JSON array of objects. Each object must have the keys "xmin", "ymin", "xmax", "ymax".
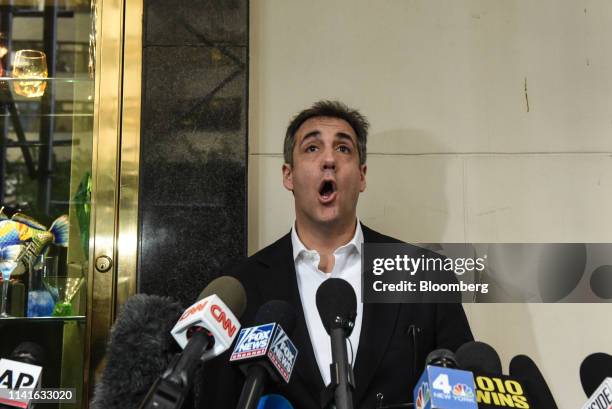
[{"xmin": 0, "ymin": 0, "xmax": 141, "ymax": 407}]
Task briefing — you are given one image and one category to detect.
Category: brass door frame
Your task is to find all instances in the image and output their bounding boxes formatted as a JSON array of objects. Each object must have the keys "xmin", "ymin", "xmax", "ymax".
[{"xmin": 83, "ymin": 0, "xmax": 142, "ymax": 405}]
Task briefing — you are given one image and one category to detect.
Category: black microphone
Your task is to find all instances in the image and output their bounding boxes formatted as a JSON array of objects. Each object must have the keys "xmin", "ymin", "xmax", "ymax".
[
  {"xmin": 316, "ymin": 278, "xmax": 357, "ymax": 409},
  {"xmin": 509, "ymin": 354, "xmax": 558, "ymax": 409},
  {"xmin": 139, "ymin": 276, "xmax": 247, "ymax": 409},
  {"xmin": 230, "ymin": 300, "xmax": 298, "ymax": 409},
  {"xmin": 426, "ymin": 349, "xmax": 458, "ymax": 368},
  {"xmin": 89, "ymin": 294, "xmax": 184, "ymax": 409},
  {"xmin": 9, "ymin": 341, "xmax": 45, "ymax": 367},
  {"xmin": 456, "ymin": 341, "xmax": 533, "ymax": 408},
  {"xmin": 456, "ymin": 341, "xmax": 502, "ymax": 375},
  {"xmin": 580, "ymin": 352, "xmax": 612, "ymax": 397}
]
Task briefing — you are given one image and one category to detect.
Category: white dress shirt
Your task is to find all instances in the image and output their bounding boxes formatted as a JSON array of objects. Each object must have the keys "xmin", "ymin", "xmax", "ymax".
[{"xmin": 291, "ymin": 220, "xmax": 364, "ymax": 386}]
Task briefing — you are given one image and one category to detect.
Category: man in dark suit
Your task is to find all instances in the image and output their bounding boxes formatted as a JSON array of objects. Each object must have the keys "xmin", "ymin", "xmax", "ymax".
[{"xmin": 203, "ymin": 100, "xmax": 472, "ymax": 409}]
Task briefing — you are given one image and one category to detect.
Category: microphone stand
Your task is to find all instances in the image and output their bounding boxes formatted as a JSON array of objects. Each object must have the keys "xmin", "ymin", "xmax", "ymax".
[{"xmin": 322, "ymin": 316, "xmax": 355, "ymax": 409}]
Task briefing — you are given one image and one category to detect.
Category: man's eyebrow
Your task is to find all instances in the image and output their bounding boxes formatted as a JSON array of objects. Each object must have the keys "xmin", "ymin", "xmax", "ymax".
[
  {"xmin": 298, "ymin": 130, "xmax": 356, "ymax": 145},
  {"xmin": 299, "ymin": 131, "xmax": 321, "ymax": 145},
  {"xmin": 335, "ymin": 132, "xmax": 356, "ymax": 145}
]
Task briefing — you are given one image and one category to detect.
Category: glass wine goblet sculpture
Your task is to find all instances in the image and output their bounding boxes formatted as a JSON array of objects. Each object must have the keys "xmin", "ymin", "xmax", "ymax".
[{"xmin": 43, "ymin": 270, "xmax": 84, "ymax": 317}]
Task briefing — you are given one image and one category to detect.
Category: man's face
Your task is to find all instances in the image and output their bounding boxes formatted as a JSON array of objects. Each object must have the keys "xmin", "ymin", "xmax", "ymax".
[{"xmin": 282, "ymin": 116, "xmax": 367, "ymax": 227}]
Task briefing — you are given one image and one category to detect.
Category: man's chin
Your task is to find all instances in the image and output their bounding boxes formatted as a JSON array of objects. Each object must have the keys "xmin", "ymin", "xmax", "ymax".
[{"xmin": 310, "ymin": 208, "xmax": 352, "ymax": 227}]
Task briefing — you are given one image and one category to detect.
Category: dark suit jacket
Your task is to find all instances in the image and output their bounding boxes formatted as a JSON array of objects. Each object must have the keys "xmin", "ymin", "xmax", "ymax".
[{"xmin": 200, "ymin": 224, "xmax": 473, "ymax": 409}]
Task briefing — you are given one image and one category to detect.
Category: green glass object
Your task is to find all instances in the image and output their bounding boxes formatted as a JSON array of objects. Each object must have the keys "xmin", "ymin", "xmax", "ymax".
[
  {"xmin": 43, "ymin": 275, "xmax": 84, "ymax": 317},
  {"xmin": 74, "ymin": 173, "xmax": 92, "ymax": 259},
  {"xmin": 52, "ymin": 301, "xmax": 74, "ymax": 316}
]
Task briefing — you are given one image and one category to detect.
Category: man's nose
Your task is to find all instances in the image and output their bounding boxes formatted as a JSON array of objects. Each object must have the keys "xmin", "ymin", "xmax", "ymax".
[{"xmin": 321, "ymin": 147, "xmax": 336, "ymax": 170}]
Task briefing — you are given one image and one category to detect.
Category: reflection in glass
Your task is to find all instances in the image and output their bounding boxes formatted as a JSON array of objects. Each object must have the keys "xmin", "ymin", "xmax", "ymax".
[
  {"xmin": 12, "ymin": 49, "xmax": 48, "ymax": 98},
  {"xmin": 0, "ymin": 33, "xmax": 7, "ymax": 77},
  {"xmin": 0, "ymin": 245, "xmax": 22, "ymax": 317},
  {"xmin": 0, "ymin": 33, "xmax": 7, "ymax": 59},
  {"xmin": 27, "ymin": 255, "xmax": 55, "ymax": 317}
]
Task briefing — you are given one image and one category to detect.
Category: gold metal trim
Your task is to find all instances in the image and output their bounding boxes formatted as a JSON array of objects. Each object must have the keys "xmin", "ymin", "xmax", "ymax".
[
  {"xmin": 116, "ymin": 0, "xmax": 143, "ymax": 312},
  {"xmin": 83, "ymin": 0, "xmax": 125, "ymax": 404}
]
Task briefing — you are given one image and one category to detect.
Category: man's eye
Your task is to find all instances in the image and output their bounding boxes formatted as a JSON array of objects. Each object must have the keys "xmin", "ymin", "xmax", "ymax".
[
  {"xmin": 306, "ymin": 146, "xmax": 318, "ymax": 152},
  {"xmin": 337, "ymin": 145, "xmax": 351, "ymax": 153}
]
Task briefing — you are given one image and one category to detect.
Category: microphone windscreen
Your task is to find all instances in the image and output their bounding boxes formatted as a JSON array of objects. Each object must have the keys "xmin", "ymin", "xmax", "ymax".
[
  {"xmin": 90, "ymin": 294, "xmax": 183, "ymax": 409},
  {"xmin": 257, "ymin": 394, "xmax": 294, "ymax": 409},
  {"xmin": 9, "ymin": 341, "xmax": 45, "ymax": 366},
  {"xmin": 199, "ymin": 275, "xmax": 247, "ymax": 318},
  {"xmin": 425, "ymin": 348, "xmax": 457, "ymax": 368},
  {"xmin": 580, "ymin": 352, "xmax": 612, "ymax": 397},
  {"xmin": 456, "ymin": 341, "xmax": 502, "ymax": 375},
  {"xmin": 315, "ymin": 278, "xmax": 357, "ymax": 335},
  {"xmin": 254, "ymin": 300, "xmax": 297, "ymax": 334},
  {"xmin": 509, "ymin": 354, "xmax": 558, "ymax": 409}
]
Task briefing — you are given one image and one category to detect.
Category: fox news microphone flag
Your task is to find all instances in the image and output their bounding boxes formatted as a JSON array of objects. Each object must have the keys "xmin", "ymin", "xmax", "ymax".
[
  {"xmin": 0, "ymin": 342, "xmax": 45, "ymax": 409},
  {"xmin": 230, "ymin": 300, "xmax": 298, "ymax": 409},
  {"xmin": 413, "ymin": 349, "xmax": 478, "ymax": 409},
  {"xmin": 139, "ymin": 276, "xmax": 247, "ymax": 409}
]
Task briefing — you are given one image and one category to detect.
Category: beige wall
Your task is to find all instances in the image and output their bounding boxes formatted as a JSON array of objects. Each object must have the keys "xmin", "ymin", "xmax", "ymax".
[{"xmin": 249, "ymin": 1, "xmax": 612, "ymax": 407}]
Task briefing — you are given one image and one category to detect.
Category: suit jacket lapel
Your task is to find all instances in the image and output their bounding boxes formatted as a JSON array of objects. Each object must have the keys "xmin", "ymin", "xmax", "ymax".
[
  {"xmin": 252, "ymin": 233, "xmax": 326, "ymax": 404},
  {"xmin": 252, "ymin": 225, "xmax": 402, "ymax": 407},
  {"xmin": 353, "ymin": 224, "xmax": 401, "ymax": 405}
]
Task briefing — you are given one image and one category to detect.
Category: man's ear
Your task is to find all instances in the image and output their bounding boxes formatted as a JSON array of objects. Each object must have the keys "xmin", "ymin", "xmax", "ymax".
[
  {"xmin": 282, "ymin": 163, "xmax": 294, "ymax": 191},
  {"xmin": 360, "ymin": 164, "xmax": 367, "ymax": 192}
]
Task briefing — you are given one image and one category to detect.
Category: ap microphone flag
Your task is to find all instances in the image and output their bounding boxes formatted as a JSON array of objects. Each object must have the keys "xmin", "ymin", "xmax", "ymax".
[{"xmin": 0, "ymin": 358, "xmax": 42, "ymax": 408}]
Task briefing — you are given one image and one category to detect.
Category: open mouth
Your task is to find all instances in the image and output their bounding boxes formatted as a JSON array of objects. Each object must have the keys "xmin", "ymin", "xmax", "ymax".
[{"xmin": 318, "ymin": 180, "xmax": 337, "ymax": 203}]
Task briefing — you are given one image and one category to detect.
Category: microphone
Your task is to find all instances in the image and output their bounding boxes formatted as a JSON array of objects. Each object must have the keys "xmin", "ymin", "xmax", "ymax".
[
  {"xmin": 580, "ymin": 353, "xmax": 612, "ymax": 397},
  {"xmin": 0, "ymin": 342, "xmax": 45, "ymax": 408},
  {"xmin": 316, "ymin": 278, "xmax": 357, "ymax": 409},
  {"xmin": 230, "ymin": 300, "xmax": 298, "ymax": 409},
  {"xmin": 456, "ymin": 341, "xmax": 531, "ymax": 409},
  {"xmin": 257, "ymin": 394, "xmax": 295, "ymax": 409},
  {"xmin": 139, "ymin": 276, "xmax": 247, "ymax": 409},
  {"xmin": 509, "ymin": 354, "xmax": 558, "ymax": 409},
  {"xmin": 581, "ymin": 377, "xmax": 612, "ymax": 409},
  {"xmin": 90, "ymin": 294, "xmax": 184, "ymax": 409},
  {"xmin": 580, "ymin": 353, "xmax": 612, "ymax": 409},
  {"xmin": 455, "ymin": 341, "xmax": 502, "ymax": 375},
  {"xmin": 413, "ymin": 349, "xmax": 478, "ymax": 409}
]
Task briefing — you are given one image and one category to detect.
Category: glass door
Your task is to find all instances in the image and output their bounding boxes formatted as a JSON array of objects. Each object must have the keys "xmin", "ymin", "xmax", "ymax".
[{"xmin": 0, "ymin": 0, "xmax": 141, "ymax": 407}]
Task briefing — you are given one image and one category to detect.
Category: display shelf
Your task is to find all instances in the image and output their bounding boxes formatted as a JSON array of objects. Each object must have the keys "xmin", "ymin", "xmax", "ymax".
[
  {"xmin": 0, "ymin": 77, "xmax": 92, "ymax": 83},
  {"xmin": 0, "ymin": 315, "xmax": 86, "ymax": 323},
  {"xmin": 0, "ymin": 113, "xmax": 93, "ymax": 117}
]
